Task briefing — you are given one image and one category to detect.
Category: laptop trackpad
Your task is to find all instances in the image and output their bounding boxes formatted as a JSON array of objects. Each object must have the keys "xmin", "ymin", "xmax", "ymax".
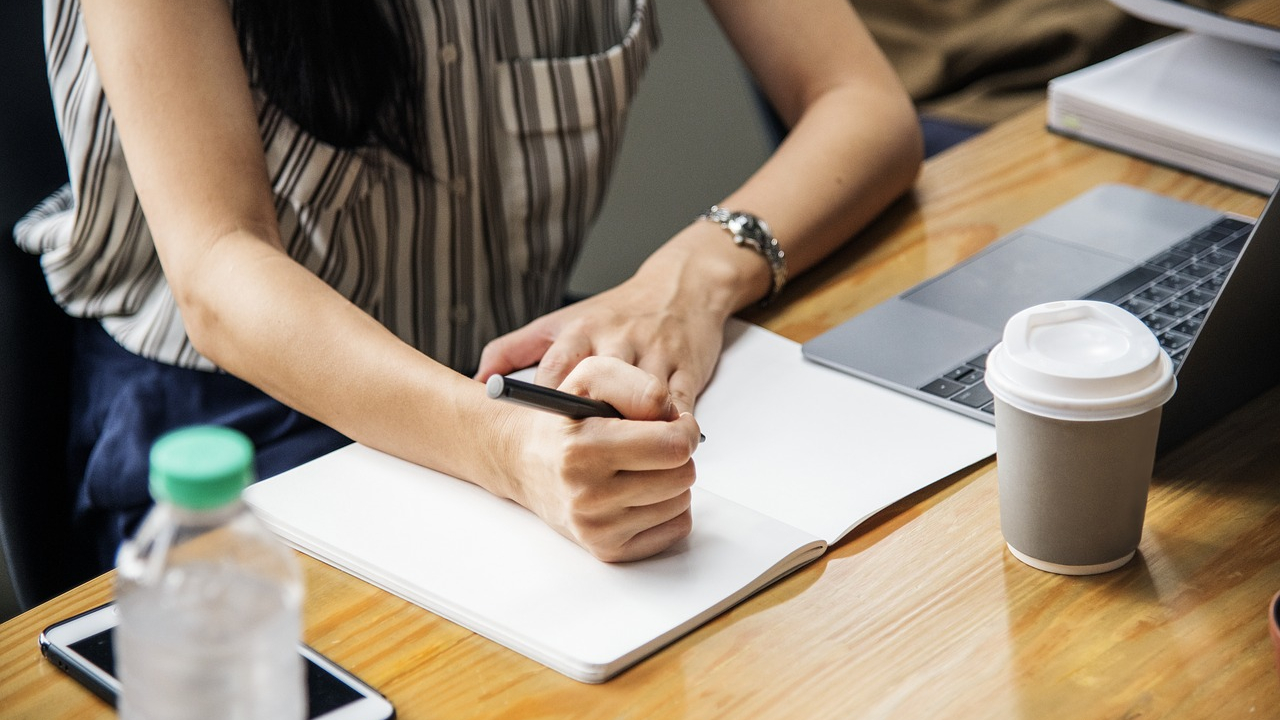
[{"xmin": 904, "ymin": 231, "xmax": 1134, "ymax": 330}]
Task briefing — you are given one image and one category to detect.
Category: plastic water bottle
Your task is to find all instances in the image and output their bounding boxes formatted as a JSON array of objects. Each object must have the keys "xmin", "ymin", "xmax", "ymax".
[{"xmin": 115, "ymin": 425, "xmax": 305, "ymax": 720}]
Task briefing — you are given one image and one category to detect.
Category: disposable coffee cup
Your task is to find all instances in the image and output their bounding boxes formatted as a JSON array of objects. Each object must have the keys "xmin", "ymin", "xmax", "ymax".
[{"xmin": 985, "ymin": 300, "xmax": 1176, "ymax": 575}]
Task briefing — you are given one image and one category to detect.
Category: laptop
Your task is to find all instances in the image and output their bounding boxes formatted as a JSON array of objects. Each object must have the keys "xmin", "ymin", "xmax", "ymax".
[{"xmin": 802, "ymin": 183, "xmax": 1280, "ymax": 454}]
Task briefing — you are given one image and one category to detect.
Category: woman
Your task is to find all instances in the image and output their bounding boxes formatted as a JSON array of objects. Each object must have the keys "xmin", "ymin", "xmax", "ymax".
[{"xmin": 18, "ymin": 0, "xmax": 922, "ymax": 569}]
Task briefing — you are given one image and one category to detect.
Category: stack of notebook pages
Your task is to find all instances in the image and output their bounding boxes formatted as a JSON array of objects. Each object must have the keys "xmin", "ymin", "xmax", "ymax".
[{"xmin": 1047, "ymin": 32, "xmax": 1280, "ymax": 195}]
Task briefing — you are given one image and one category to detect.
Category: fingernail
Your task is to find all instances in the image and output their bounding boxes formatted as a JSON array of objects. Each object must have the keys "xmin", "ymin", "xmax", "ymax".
[{"xmin": 679, "ymin": 412, "xmax": 706, "ymax": 444}]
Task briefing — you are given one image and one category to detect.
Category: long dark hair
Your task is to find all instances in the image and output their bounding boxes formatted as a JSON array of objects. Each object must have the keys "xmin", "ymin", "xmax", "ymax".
[{"xmin": 231, "ymin": 0, "xmax": 426, "ymax": 171}]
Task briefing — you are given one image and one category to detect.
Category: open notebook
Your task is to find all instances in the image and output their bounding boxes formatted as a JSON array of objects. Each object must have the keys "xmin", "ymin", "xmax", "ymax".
[{"xmin": 243, "ymin": 319, "xmax": 996, "ymax": 682}]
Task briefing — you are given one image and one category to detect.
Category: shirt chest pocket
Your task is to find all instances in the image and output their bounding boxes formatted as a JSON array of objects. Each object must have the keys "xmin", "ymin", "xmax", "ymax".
[{"xmin": 489, "ymin": 0, "xmax": 658, "ymax": 287}]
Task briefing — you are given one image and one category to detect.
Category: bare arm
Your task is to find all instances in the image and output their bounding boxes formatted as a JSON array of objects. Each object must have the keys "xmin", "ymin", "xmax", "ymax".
[
  {"xmin": 476, "ymin": 0, "xmax": 922, "ymax": 410},
  {"xmin": 80, "ymin": 0, "xmax": 487, "ymax": 476},
  {"xmin": 704, "ymin": 0, "xmax": 923, "ymax": 277},
  {"xmin": 81, "ymin": 0, "xmax": 699, "ymax": 561}
]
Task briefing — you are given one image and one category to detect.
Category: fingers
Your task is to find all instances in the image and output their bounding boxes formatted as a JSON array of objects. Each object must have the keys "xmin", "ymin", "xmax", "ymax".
[
  {"xmin": 534, "ymin": 443, "xmax": 695, "ymax": 563},
  {"xmin": 553, "ymin": 409, "xmax": 699, "ymax": 561},
  {"xmin": 563, "ymin": 480, "xmax": 693, "ymax": 564},
  {"xmin": 482, "ymin": 305, "xmax": 717, "ymax": 422},
  {"xmin": 665, "ymin": 367, "xmax": 701, "ymax": 415},
  {"xmin": 475, "ymin": 321, "xmax": 556, "ymax": 381},
  {"xmin": 580, "ymin": 499, "xmax": 694, "ymax": 564},
  {"xmin": 534, "ymin": 330, "xmax": 592, "ymax": 389},
  {"xmin": 611, "ymin": 508, "xmax": 694, "ymax": 562},
  {"xmin": 572, "ymin": 412, "xmax": 701, "ymax": 474},
  {"xmin": 506, "ymin": 361, "xmax": 700, "ymax": 562},
  {"xmin": 587, "ymin": 332, "xmax": 639, "ymax": 366},
  {"xmin": 490, "ymin": 318, "xmax": 714, "ymax": 562},
  {"xmin": 571, "ymin": 459, "xmax": 697, "ymax": 511},
  {"xmin": 560, "ymin": 356, "xmax": 680, "ymax": 423},
  {"xmin": 531, "ymin": 329, "xmax": 636, "ymax": 391}
]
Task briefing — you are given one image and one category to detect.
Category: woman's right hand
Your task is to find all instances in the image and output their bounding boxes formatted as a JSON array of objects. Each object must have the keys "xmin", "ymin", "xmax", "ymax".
[{"xmin": 488, "ymin": 356, "xmax": 702, "ymax": 563}]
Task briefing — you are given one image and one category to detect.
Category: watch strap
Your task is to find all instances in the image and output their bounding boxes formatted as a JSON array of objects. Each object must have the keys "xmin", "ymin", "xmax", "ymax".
[{"xmin": 697, "ymin": 206, "xmax": 788, "ymax": 306}]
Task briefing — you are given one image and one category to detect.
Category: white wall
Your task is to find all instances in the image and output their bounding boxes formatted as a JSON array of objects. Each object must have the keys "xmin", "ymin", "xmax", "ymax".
[{"xmin": 568, "ymin": 0, "xmax": 773, "ymax": 296}]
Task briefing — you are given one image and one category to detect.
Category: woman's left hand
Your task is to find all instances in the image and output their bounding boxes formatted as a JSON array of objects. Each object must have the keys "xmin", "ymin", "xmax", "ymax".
[{"xmin": 475, "ymin": 233, "xmax": 742, "ymax": 413}]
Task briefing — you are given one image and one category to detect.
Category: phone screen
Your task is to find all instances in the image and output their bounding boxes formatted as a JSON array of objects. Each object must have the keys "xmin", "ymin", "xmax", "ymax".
[
  {"xmin": 41, "ymin": 604, "xmax": 393, "ymax": 720},
  {"xmin": 68, "ymin": 628, "xmax": 364, "ymax": 717}
]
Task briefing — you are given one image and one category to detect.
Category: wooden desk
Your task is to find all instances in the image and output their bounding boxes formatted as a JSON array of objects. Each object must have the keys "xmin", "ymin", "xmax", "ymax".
[{"xmin": 2, "ymin": 106, "xmax": 1276, "ymax": 719}]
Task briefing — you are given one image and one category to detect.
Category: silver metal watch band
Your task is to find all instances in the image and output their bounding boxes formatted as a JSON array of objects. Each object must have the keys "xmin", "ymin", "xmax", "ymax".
[{"xmin": 697, "ymin": 206, "xmax": 788, "ymax": 306}]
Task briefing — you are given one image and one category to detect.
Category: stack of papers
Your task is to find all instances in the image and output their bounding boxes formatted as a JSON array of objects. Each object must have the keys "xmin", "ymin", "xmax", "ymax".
[{"xmin": 1047, "ymin": 33, "xmax": 1280, "ymax": 194}]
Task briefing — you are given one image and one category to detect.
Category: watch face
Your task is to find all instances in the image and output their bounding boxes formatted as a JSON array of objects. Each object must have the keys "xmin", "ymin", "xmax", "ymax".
[{"xmin": 727, "ymin": 213, "xmax": 770, "ymax": 242}]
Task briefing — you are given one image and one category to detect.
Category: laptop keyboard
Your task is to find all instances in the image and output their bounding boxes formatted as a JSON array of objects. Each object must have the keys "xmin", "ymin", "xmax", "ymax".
[{"xmin": 917, "ymin": 215, "xmax": 1254, "ymax": 416}]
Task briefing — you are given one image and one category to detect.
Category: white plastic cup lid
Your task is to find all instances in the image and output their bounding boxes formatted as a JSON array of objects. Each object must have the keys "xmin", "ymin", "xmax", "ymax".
[{"xmin": 985, "ymin": 300, "xmax": 1176, "ymax": 421}]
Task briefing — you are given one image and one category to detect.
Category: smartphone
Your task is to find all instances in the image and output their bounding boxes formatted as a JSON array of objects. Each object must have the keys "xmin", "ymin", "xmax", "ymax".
[{"xmin": 39, "ymin": 603, "xmax": 395, "ymax": 720}]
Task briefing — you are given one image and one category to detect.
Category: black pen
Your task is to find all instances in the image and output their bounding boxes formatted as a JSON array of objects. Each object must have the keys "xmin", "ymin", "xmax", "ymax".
[
  {"xmin": 485, "ymin": 375, "xmax": 704, "ymax": 441},
  {"xmin": 486, "ymin": 374, "xmax": 622, "ymax": 419}
]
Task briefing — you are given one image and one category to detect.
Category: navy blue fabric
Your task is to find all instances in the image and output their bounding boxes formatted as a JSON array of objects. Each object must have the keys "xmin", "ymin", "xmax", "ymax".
[
  {"xmin": 68, "ymin": 319, "xmax": 351, "ymax": 572},
  {"xmin": 919, "ymin": 116, "xmax": 985, "ymax": 159}
]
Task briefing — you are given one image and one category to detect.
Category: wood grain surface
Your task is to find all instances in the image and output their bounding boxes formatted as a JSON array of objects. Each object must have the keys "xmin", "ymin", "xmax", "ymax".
[{"xmin": 2, "ymin": 105, "xmax": 1276, "ymax": 720}]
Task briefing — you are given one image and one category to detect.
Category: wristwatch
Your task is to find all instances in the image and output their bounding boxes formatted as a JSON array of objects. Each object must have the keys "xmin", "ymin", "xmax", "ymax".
[{"xmin": 697, "ymin": 206, "xmax": 788, "ymax": 305}]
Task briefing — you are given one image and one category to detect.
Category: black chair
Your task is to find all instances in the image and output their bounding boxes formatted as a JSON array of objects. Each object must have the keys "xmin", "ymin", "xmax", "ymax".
[{"xmin": 0, "ymin": 0, "xmax": 85, "ymax": 611}]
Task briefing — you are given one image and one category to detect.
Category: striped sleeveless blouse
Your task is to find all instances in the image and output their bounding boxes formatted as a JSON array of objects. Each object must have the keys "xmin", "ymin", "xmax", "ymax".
[{"xmin": 17, "ymin": 0, "xmax": 659, "ymax": 374}]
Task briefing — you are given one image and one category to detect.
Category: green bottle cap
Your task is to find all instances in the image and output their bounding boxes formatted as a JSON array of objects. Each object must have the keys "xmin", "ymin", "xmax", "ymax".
[{"xmin": 149, "ymin": 426, "xmax": 255, "ymax": 510}]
